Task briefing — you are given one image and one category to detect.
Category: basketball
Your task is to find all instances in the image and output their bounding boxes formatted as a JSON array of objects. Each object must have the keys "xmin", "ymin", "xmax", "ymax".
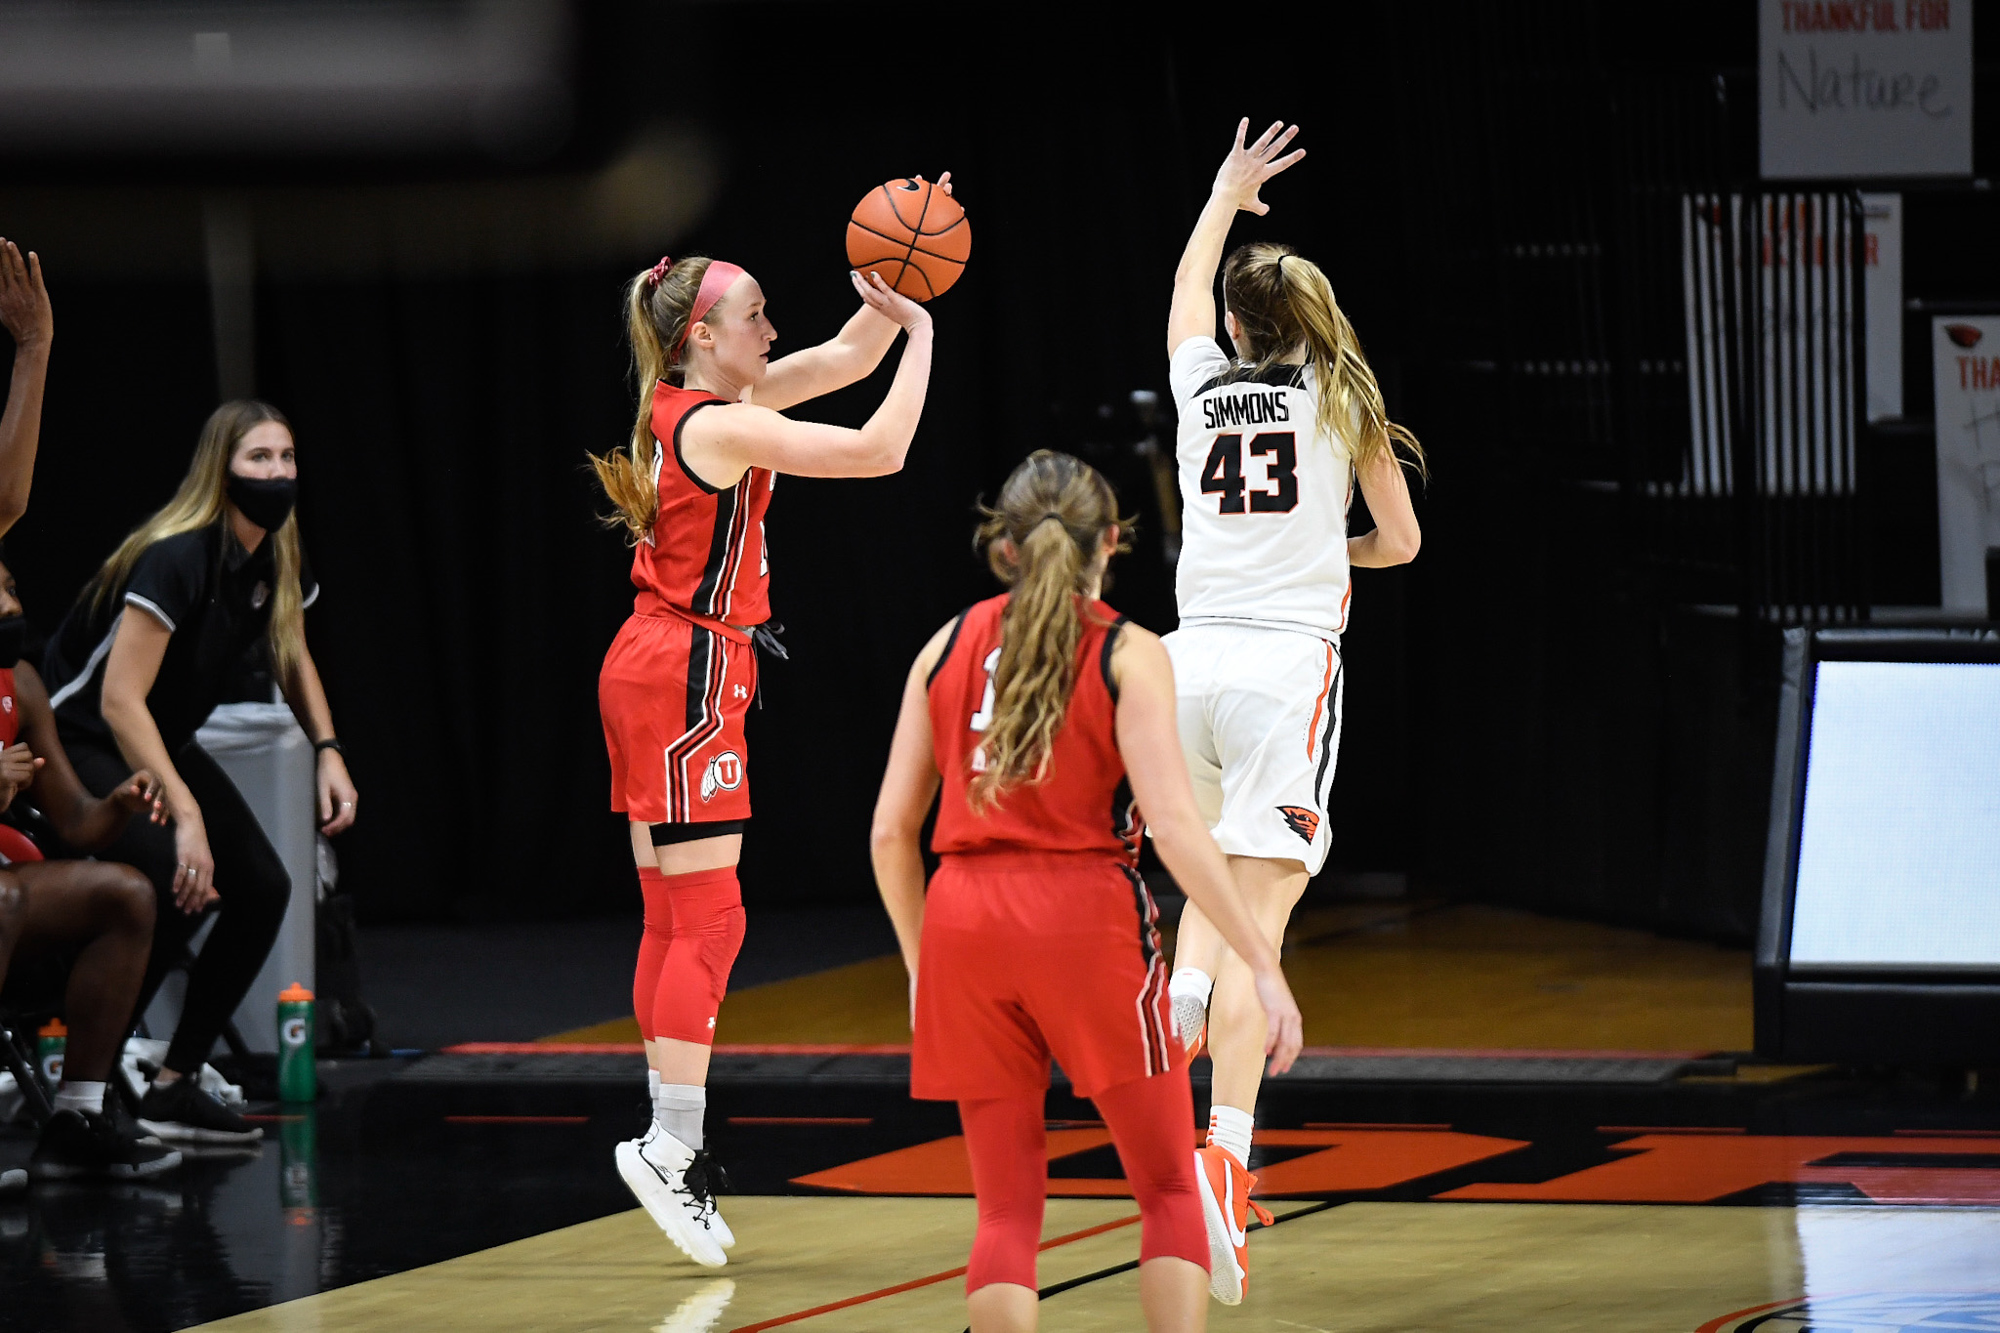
[{"xmin": 846, "ymin": 177, "xmax": 971, "ymax": 302}]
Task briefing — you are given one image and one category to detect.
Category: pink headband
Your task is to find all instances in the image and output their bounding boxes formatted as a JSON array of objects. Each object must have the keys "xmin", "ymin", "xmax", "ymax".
[{"xmin": 676, "ymin": 260, "xmax": 746, "ymax": 357}]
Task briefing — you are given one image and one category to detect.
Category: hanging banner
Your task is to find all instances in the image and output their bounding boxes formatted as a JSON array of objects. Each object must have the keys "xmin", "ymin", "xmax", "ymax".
[
  {"xmin": 1681, "ymin": 193, "xmax": 1860, "ymax": 497},
  {"xmin": 1932, "ymin": 317, "xmax": 2000, "ymax": 613},
  {"xmin": 1760, "ymin": 0, "xmax": 1973, "ymax": 179},
  {"xmin": 1861, "ymin": 193, "xmax": 1901, "ymax": 421}
]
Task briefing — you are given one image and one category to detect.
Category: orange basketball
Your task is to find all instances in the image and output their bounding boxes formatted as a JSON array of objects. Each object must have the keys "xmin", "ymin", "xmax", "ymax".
[{"xmin": 845, "ymin": 178, "xmax": 971, "ymax": 302}]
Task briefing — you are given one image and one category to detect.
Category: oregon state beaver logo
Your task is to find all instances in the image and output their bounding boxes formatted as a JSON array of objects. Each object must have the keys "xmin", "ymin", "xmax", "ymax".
[
  {"xmin": 700, "ymin": 751, "xmax": 743, "ymax": 803},
  {"xmin": 1276, "ymin": 805, "xmax": 1320, "ymax": 843}
]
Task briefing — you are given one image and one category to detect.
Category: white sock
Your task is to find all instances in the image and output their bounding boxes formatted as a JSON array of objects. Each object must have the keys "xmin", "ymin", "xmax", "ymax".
[
  {"xmin": 655, "ymin": 1083, "xmax": 706, "ymax": 1152},
  {"xmin": 53, "ymin": 1082, "xmax": 105, "ymax": 1116},
  {"xmin": 1170, "ymin": 967, "xmax": 1214, "ymax": 1007},
  {"xmin": 1208, "ymin": 1104, "xmax": 1254, "ymax": 1171},
  {"xmin": 647, "ymin": 1069, "xmax": 660, "ymax": 1102}
]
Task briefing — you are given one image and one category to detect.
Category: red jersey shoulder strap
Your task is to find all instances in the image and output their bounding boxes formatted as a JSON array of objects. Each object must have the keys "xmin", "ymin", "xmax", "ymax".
[
  {"xmin": 1093, "ymin": 604, "xmax": 1130, "ymax": 704},
  {"xmin": 925, "ymin": 603, "xmax": 985, "ymax": 688},
  {"xmin": 651, "ymin": 382, "xmax": 730, "ymax": 496}
]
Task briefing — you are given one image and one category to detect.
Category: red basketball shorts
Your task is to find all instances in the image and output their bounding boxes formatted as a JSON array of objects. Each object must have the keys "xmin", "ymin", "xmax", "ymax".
[
  {"xmin": 600, "ymin": 611, "xmax": 755, "ymax": 826},
  {"xmin": 911, "ymin": 851, "xmax": 1183, "ymax": 1101}
]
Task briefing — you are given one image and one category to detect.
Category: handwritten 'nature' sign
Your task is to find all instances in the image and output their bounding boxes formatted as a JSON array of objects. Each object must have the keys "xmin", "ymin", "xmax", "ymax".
[{"xmin": 1761, "ymin": 0, "xmax": 1972, "ymax": 178}]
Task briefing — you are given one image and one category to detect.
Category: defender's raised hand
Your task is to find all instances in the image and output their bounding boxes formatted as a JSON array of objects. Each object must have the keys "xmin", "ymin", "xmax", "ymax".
[
  {"xmin": 1213, "ymin": 119, "xmax": 1305, "ymax": 217},
  {"xmin": 0, "ymin": 241, "xmax": 51, "ymax": 349}
]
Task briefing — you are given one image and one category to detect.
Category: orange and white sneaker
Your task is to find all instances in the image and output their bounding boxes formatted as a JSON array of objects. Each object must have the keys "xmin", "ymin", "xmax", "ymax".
[{"xmin": 1194, "ymin": 1144, "xmax": 1274, "ymax": 1304}]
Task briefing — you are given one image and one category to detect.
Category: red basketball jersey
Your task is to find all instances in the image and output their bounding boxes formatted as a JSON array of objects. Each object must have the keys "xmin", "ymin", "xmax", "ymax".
[
  {"xmin": 0, "ymin": 668, "xmax": 18, "ymax": 747},
  {"xmin": 928, "ymin": 594, "xmax": 1142, "ymax": 862},
  {"xmin": 630, "ymin": 381, "xmax": 774, "ymax": 638}
]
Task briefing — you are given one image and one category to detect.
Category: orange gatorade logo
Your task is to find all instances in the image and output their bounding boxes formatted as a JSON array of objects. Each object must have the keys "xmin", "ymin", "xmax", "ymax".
[{"xmin": 1277, "ymin": 806, "xmax": 1319, "ymax": 843}]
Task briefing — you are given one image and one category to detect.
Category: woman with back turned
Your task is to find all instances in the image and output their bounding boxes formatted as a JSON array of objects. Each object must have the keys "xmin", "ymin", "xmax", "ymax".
[
  {"xmin": 872, "ymin": 450, "xmax": 1303, "ymax": 1333},
  {"xmin": 43, "ymin": 400, "xmax": 358, "ymax": 1145},
  {"xmin": 1161, "ymin": 120, "xmax": 1425, "ymax": 1305}
]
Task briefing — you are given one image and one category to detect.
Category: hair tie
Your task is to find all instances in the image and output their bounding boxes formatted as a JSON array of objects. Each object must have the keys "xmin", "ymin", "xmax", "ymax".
[
  {"xmin": 646, "ymin": 255, "xmax": 673, "ymax": 287},
  {"xmin": 1030, "ymin": 512, "xmax": 1065, "ymax": 530}
]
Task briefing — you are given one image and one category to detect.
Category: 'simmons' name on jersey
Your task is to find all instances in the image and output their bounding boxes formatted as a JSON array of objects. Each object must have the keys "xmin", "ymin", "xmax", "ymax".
[{"xmin": 1202, "ymin": 390, "xmax": 1291, "ymax": 430}]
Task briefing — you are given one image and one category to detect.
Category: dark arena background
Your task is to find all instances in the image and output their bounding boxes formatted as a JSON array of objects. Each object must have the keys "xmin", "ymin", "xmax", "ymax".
[{"xmin": 2, "ymin": 3, "xmax": 1999, "ymax": 1331}]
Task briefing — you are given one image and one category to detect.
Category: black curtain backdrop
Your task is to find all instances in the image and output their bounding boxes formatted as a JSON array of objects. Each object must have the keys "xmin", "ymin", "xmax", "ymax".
[{"xmin": 6, "ymin": 2, "xmax": 1995, "ymax": 933}]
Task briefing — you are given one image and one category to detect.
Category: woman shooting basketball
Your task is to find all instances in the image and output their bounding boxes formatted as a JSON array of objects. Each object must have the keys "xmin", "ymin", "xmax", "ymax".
[
  {"xmin": 871, "ymin": 450, "xmax": 1303, "ymax": 1333},
  {"xmin": 1162, "ymin": 120, "xmax": 1424, "ymax": 1305},
  {"xmin": 594, "ymin": 200, "xmax": 941, "ymax": 1267}
]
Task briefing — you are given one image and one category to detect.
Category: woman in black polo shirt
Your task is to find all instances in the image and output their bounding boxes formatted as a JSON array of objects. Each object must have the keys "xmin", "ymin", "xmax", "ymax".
[{"xmin": 43, "ymin": 399, "xmax": 358, "ymax": 1142}]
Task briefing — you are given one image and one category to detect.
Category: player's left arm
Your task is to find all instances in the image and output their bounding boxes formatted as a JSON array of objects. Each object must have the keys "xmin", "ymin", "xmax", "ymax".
[
  {"xmin": 1168, "ymin": 121, "xmax": 1304, "ymax": 357},
  {"xmin": 748, "ymin": 304, "xmax": 900, "ymax": 413},
  {"xmin": 870, "ymin": 620, "xmax": 951, "ymax": 1022},
  {"xmin": 14, "ymin": 662, "xmax": 164, "ymax": 851},
  {"xmin": 752, "ymin": 174, "xmax": 953, "ymax": 413},
  {"xmin": 1347, "ymin": 447, "xmax": 1421, "ymax": 568}
]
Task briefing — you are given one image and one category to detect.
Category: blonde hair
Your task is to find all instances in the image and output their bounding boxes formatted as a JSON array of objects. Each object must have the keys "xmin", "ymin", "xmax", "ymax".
[
  {"xmin": 591, "ymin": 256, "xmax": 722, "ymax": 542},
  {"xmin": 1222, "ymin": 242, "xmax": 1426, "ymax": 482},
  {"xmin": 87, "ymin": 399, "xmax": 308, "ymax": 686},
  {"xmin": 967, "ymin": 450, "xmax": 1134, "ymax": 812}
]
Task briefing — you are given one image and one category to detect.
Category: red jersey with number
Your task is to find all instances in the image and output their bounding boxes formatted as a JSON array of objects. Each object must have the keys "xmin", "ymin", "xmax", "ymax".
[
  {"xmin": 927, "ymin": 594, "xmax": 1141, "ymax": 862},
  {"xmin": 631, "ymin": 381, "xmax": 774, "ymax": 640},
  {"xmin": 0, "ymin": 668, "xmax": 18, "ymax": 746}
]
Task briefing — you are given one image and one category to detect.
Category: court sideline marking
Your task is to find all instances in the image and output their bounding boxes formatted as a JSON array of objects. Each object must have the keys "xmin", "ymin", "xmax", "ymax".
[
  {"xmin": 728, "ymin": 1213, "xmax": 1146, "ymax": 1332},
  {"xmin": 728, "ymin": 1200, "xmax": 1343, "ymax": 1333},
  {"xmin": 996, "ymin": 1199, "xmax": 1344, "ymax": 1328}
]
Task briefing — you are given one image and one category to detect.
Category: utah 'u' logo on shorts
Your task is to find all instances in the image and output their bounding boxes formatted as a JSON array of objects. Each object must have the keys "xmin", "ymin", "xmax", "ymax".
[{"xmin": 1276, "ymin": 805, "xmax": 1320, "ymax": 844}]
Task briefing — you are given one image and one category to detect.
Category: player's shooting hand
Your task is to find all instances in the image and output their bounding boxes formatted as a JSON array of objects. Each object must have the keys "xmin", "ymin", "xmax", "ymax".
[
  {"xmin": 0, "ymin": 240, "xmax": 52, "ymax": 349},
  {"xmin": 914, "ymin": 171, "xmax": 953, "ymax": 197},
  {"xmin": 850, "ymin": 268, "xmax": 931, "ymax": 334},
  {"xmin": 1253, "ymin": 964, "xmax": 1304, "ymax": 1076},
  {"xmin": 113, "ymin": 769, "xmax": 169, "ymax": 825},
  {"xmin": 1214, "ymin": 119, "xmax": 1305, "ymax": 217}
]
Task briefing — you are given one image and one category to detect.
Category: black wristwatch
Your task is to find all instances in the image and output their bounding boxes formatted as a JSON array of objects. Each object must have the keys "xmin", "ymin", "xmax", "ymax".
[{"xmin": 313, "ymin": 738, "xmax": 345, "ymax": 757}]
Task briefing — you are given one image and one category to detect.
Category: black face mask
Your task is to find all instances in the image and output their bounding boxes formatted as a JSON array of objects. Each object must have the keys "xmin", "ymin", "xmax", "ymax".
[
  {"xmin": 0, "ymin": 615, "xmax": 26, "ymax": 670},
  {"xmin": 227, "ymin": 473, "xmax": 298, "ymax": 533}
]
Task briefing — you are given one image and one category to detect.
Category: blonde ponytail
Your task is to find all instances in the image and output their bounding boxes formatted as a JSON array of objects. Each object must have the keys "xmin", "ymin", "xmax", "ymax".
[
  {"xmin": 1223, "ymin": 243, "xmax": 1426, "ymax": 482},
  {"xmin": 590, "ymin": 256, "xmax": 718, "ymax": 542},
  {"xmin": 968, "ymin": 450, "xmax": 1134, "ymax": 813}
]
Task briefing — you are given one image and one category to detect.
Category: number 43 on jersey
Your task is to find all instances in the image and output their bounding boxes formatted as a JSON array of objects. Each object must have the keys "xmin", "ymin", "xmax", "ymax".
[{"xmin": 1201, "ymin": 431, "xmax": 1298, "ymax": 514}]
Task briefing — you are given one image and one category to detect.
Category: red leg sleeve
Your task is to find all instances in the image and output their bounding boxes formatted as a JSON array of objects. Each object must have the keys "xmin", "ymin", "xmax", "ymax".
[
  {"xmin": 633, "ymin": 867, "xmax": 671, "ymax": 1043},
  {"xmin": 1094, "ymin": 1071, "xmax": 1207, "ymax": 1271},
  {"xmin": 958, "ymin": 1094, "xmax": 1047, "ymax": 1294},
  {"xmin": 649, "ymin": 866, "xmax": 745, "ymax": 1045}
]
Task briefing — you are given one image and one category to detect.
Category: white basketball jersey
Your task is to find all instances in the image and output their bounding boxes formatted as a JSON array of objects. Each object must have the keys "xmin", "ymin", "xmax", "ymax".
[{"xmin": 1168, "ymin": 335, "xmax": 1355, "ymax": 639}]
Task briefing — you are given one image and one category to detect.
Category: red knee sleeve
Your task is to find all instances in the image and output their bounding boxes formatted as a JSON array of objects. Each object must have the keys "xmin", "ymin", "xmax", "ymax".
[
  {"xmin": 648, "ymin": 866, "xmax": 745, "ymax": 1045},
  {"xmin": 1095, "ymin": 1072, "xmax": 1208, "ymax": 1272},
  {"xmin": 959, "ymin": 1095, "xmax": 1046, "ymax": 1294},
  {"xmin": 634, "ymin": 867, "xmax": 672, "ymax": 1042}
]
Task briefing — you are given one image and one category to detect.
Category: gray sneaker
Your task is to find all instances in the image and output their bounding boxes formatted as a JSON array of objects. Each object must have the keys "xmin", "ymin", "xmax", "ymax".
[{"xmin": 136, "ymin": 1078, "xmax": 262, "ymax": 1145}]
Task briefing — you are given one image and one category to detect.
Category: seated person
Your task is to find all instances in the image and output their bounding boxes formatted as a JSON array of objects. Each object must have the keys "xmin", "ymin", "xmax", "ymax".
[{"xmin": 0, "ymin": 549, "xmax": 178, "ymax": 1178}]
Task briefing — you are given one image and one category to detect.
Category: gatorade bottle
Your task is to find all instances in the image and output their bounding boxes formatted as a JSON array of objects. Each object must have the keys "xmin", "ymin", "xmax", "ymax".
[
  {"xmin": 35, "ymin": 1018, "xmax": 66, "ymax": 1088},
  {"xmin": 277, "ymin": 983, "xmax": 316, "ymax": 1103}
]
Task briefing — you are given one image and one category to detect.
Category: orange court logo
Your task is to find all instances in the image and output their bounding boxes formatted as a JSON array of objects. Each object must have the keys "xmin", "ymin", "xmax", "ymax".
[{"xmin": 700, "ymin": 751, "xmax": 743, "ymax": 803}]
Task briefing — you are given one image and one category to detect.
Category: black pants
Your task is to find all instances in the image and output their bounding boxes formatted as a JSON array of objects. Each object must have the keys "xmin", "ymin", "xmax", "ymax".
[{"xmin": 68, "ymin": 738, "xmax": 291, "ymax": 1075}]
